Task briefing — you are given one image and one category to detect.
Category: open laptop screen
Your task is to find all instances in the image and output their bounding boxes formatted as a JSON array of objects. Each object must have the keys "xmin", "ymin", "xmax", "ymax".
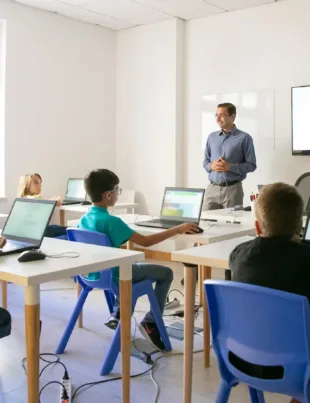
[
  {"xmin": 160, "ymin": 188, "xmax": 205, "ymax": 223},
  {"xmin": 65, "ymin": 178, "xmax": 86, "ymax": 201},
  {"xmin": 2, "ymin": 199, "xmax": 56, "ymax": 244}
]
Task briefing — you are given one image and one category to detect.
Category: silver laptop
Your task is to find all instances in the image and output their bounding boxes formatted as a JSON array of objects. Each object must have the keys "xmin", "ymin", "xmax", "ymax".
[
  {"xmin": 62, "ymin": 178, "xmax": 86, "ymax": 205},
  {"xmin": 257, "ymin": 185, "xmax": 265, "ymax": 192},
  {"xmin": 0, "ymin": 198, "xmax": 56, "ymax": 255},
  {"xmin": 136, "ymin": 187, "xmax": 205, "ymax": 229}
]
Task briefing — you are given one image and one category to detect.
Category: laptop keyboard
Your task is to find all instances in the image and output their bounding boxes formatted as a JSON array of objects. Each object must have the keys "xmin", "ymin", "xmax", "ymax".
[
  {"xmin": 150, "ymin": 219, "xmax": 182, "ymax": 225},
  {"xmin": 1, "ymin": 240, "xmax": 32, "ymax": 252}
]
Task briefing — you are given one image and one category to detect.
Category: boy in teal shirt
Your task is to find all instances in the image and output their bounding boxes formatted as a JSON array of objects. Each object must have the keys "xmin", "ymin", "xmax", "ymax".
[{"xmin": 79, "ymin": 169, "xmax": 199, "ymax": 351}]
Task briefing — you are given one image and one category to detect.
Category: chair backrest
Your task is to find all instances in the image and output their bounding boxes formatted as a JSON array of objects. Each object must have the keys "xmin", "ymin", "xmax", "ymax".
[
  {"xmin": 205, "ymin": 280, "xmax": 310, "ymax": 396},
  {"xmin": 66, "ymin": 228, "xmax": 112, "ymax": 286},
  {"xmin": 295, "ymin": 172, "xmax": 310, "ymax": 208}
]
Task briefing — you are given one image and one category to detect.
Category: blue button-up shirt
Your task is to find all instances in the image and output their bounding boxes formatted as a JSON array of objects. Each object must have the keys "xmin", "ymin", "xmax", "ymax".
[{"xmin": 203, "ymin": 126, "xmax": 257, "ymax": 183}]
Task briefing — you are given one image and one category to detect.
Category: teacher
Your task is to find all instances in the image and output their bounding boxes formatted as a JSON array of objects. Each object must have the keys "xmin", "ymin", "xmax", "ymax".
[{"xmin": 203, "ymin": 102, "xmax": 257, "ymax": 210}]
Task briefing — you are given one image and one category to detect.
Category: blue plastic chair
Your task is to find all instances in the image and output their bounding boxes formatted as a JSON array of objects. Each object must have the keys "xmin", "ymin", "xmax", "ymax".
[
  {"xmin": 204, "ymin": 280, "xmax": 310, "ymax": 403},
  {"xmin": 56, "ymin": 228, "xmax": 172, "ymax": 375}
]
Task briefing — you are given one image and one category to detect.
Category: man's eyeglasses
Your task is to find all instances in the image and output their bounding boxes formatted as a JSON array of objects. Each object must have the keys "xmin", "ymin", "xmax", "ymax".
[{"xmin": 215, "ymin": 113, "xmax": 229, "ymax": 119}]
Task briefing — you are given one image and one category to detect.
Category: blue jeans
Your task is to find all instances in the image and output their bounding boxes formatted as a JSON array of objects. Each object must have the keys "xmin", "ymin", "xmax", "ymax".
[{"xmin": 113, "ymin": 262, "xmax": 173, "ymax": 323}]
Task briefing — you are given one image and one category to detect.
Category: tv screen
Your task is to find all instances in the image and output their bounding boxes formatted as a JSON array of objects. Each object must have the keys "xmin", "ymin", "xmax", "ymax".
[{"xmin": 292, "ymin": 85, "xmax": 310, "ymax": 155}]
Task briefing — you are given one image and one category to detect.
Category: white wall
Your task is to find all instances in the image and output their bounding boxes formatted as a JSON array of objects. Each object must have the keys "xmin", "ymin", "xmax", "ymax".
[
  {"xmin": 185, "ymin": 0, "xmax": 310, "ymax": 200},
  {"xmin": 1, "ymin": 0, "xmax": 116, "ymax": 209},
  {"xmin": 116, "ymin": 18, "xmax": 184, "ymax": 215}
]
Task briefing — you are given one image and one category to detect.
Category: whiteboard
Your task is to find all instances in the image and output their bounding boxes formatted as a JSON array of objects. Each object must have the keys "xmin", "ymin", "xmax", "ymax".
[{"xmin": 201, "ymin": 90, "xmax": 275, "ymax": 152}]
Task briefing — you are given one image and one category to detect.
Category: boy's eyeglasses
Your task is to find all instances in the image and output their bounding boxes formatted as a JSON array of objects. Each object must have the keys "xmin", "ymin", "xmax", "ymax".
[{"xmin": 112, "ymin": 187, "xmax": 122, "ymax": 195}]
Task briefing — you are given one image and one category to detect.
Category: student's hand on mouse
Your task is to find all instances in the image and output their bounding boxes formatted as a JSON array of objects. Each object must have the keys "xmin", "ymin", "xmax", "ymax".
[
  {"xmin": 0, "ymin": 236, "xmax": 6, "ymax": 248},
  {"xmin": 176, "ymin": 223, "xmax": 200, "ymax": 234}
]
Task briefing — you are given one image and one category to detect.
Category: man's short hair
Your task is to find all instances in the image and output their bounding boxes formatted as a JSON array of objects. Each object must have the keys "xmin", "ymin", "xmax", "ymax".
[
  {"xmin": 84, "ymin": 169, "xmax": 119, "ymax": 203},
  {"xmin": 217, "ymin": 103, "xmax": 236, "ymax": 116},
  {"xmin": 255, "ymin": 183, "xmax": 304, "ymax": 237}
]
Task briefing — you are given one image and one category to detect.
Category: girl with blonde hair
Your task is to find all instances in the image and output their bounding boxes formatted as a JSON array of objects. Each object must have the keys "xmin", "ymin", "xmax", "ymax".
[{"xmin": 17, "ymin": 173, "xmax": 66, "ymax": 238}]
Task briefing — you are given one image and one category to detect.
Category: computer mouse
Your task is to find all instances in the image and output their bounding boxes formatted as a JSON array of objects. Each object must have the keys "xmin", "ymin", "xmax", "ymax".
[
  {"xmin": 18, "ymin": 250, "xmax": 47, "ymax": 263},
  {"xmin": 81, "ymin": 201, "xmax": 91, "ymax": 205},
  {"xmin": 244, "ymin": 206, "xmax": 252, "ymax": 212},
  {"xmin": 186, "ymin": 226, "xmax": 204, "ymax": 234}
]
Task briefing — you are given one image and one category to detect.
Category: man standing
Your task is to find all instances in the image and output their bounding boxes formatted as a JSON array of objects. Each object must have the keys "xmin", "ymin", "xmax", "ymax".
[{"xmin": 203, "ymin": 103, "xmax": 257, "ymax": 209}]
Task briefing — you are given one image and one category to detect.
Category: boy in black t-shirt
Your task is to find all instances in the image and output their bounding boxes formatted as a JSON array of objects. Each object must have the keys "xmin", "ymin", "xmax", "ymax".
[{"xmin": 229, "ymin": 183, "xmax": 309, "ymax": 403}]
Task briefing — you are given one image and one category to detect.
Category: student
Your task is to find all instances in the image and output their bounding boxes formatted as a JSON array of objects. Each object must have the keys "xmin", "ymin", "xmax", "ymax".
[
  {"xmin": 18, "ymin": 173, "xmax": 66, "ymax": 238},
  {"xmin": 18, "ymin": 173, "xmax": 62, "ymax": 205},
  {"xmin": 229, "ymin": 183, "xmax": 309, "ymax": 403},
  {"xmin": 79, "ymin": 169, "xmax": 200, "ymax": 351}
]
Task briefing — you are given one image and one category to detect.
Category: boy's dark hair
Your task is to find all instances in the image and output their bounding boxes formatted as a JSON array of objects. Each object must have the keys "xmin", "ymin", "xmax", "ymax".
[
  {"xmin": 255, "ymin": 182, "xmax": 304, "ymax": 237},
  {"xmin": 217, "ymin": 103, "xmax": 236, "ymax": 116},
  {"xmin": 84, "ymin": 169, "xmax": 119, "ymax": 203}
]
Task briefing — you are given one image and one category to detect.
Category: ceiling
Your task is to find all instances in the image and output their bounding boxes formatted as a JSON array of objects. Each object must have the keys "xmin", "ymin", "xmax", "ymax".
[{"xmin": 13, "ymin": 0, "xmax": 282, "ymax": 30}]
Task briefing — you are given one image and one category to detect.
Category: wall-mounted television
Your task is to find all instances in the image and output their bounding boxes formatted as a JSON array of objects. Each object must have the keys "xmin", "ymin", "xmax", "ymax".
[{"xmin": 292, "ymin": 85, "xmax": 310, "ymax": 155}]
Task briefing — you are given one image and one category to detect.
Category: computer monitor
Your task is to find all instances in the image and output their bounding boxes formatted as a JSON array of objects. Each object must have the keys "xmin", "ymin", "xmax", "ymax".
[
  {"xmin": 159, "ymin": 187, "xmax": 205, "ymax": 223},
  {"xmin": 2, "ymin": 198, "xmax": 56, "ymax": 244},
  {"xmin": 65, "ymin": 178, "xmax": 86, "ymax": 202},
  {"xmin": 257, "ymin": 185, "xmax": 265, "ymax": 192}
]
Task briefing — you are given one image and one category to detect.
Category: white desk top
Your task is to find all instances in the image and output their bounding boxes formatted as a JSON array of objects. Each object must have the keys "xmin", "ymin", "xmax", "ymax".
[
  {"xmin": 116, "ymin": 214, "xmax": 256, "ymax": 245},
  {"xmin": 171, "ymin": 236, "xmax": 254, "ymax": 269},
  {"xmin": 0, "ymin": 238, "xmax": 144, "ymax": 286},
  {"xmin": 201, "ymin": 208, "xmax": 254, "ymax": 225},
  {"xmin": 59, "ymin": 202, "xmax": 138, "ymax": 214}
]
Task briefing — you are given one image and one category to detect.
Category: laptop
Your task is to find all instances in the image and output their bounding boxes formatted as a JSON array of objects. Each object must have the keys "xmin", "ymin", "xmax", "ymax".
[
  {"xmin": 135, "ymin": 187, "xmax": 205, "ymax": 230},
  {"xmin": 257, "ymin": 185, "xmax": 265, "ymax": 192},
  {"xmin": 62, "ymin": 178, "xmax": 86, "ymax": 205},
  {"xmin": 0, "ymin": 198, "xmax": 56, "ymax": 255}
]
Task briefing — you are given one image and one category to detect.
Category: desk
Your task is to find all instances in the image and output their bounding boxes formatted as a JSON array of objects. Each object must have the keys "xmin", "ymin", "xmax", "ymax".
[
  {"xmin": 0, "ymin": 237, "xmax": 144, "ymax": 403},
  {"xmin": 201, "ymin": 208, "xmax": 307, "ymax": 227},
  {"xmin": 59, "ymin": 202, "xmax": 138, "ymax": 225},
  {"xmin": 172, "ymin": 236, "xmax": 254, "ymax": 403},
  {"xmin": 201, "ymin": 208, "xmax": 254, "ymax": 225},
  {"xmin": 121, "ymin": 214, "xmax": 256, "ymax": 244}
]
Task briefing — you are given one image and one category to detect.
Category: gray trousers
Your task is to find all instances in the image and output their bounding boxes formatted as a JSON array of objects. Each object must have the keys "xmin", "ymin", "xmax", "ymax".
[
  {"xmin": 203, "ymin": 181, "xmax": 243, "ymax": 281},
  {"xmin": 203, "ymin": 182, "xmax": 244, "ymax": 211}
]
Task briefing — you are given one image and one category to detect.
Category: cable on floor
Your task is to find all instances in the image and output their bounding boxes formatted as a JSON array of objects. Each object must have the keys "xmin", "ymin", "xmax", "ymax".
[{"xmin": 150, "ymin": 349, "xmax": 204, "ymax": 403}]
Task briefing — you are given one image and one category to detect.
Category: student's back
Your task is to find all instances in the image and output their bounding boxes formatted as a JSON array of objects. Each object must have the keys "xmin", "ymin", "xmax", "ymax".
[
  {"xmin": 230, "ymin": 236, "xmax": 310, "ymax": 301},
  {"xmin": 229, "ymin": 183, "xmax": 309, "ymax": 403}
]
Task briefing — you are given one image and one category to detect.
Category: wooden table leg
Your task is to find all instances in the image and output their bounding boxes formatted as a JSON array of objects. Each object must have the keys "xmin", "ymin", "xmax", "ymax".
[
  {"xmin": 120, "ymin": 263, "xmax": 132, "ymax": 403},
  {"xmin": 198, "ymin": 265, "xmax": 203, "ymax": 305},
  {"xmin": 183, "ymin": 264, "xmax": 197, "ymax": 403},
  {"xmin": 60, "ymin": 210, "xmax": 65, "ymax": 226},
  {"xmin": 202, "ymin": 266, "xmax": 211, "ymax": 368},
  {"xmin": 25, "ymin": 285, "xmax": 40, "ymax": 403},
  {"xmin": 2, "ymin": 281, "xmax": 7, "ymax": 309},
  {"xmin": 126, "ymin": 240, "xmax": 133, "ymax": 250},
  {"xmin": 77, "ymin": 282, "xmax": 83, "ymax": 328}
]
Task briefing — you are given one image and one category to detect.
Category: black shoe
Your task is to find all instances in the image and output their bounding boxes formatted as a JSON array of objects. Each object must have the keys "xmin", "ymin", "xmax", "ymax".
[
  {"xmin": 104, "ymin": 312, "xmax": 120, "ymax": 330},
  {"xmin": 181, "ymin": 264, "xmax": 199, "ymax": 286},
  {"xmin": 138, "ymin": 321, "xmax": 165, "ymax": 351}
]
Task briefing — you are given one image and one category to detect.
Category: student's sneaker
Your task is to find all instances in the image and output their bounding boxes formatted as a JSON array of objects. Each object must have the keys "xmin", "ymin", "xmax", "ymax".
[
  {"xmin": 138, "ymin": 321, "xmax": 165, "ymax": 351},
  {"xmin": 104, "ymin": 312, "xmax": 120, "ymax": 330}
]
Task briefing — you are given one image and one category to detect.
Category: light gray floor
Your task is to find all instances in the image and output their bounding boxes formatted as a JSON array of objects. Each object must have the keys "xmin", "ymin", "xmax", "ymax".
[{"xmin": 0, "ymin": 261, "xmax": 289, "ymax": 402}]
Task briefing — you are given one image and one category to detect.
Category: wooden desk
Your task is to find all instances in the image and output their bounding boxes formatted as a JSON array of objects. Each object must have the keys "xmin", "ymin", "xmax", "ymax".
[
  {"xmin": 0, "ymin": 237, "xmax": 144, "ymax": 403},
  {"xmin": 172, "ymin": 236, "xmax": 254, "ymax": 403}
]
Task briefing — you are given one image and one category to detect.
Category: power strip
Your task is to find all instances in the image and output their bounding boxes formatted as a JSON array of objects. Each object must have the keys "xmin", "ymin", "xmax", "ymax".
[{"xmin": 59, "ymin": 374, "xmax": 72, "ymax": 403}]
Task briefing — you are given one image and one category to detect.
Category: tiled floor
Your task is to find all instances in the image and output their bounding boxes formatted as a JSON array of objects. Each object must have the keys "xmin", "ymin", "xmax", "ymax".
[{"xmin": 0, "ymin": 261, "xmax": 289, "ymax": 402}]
